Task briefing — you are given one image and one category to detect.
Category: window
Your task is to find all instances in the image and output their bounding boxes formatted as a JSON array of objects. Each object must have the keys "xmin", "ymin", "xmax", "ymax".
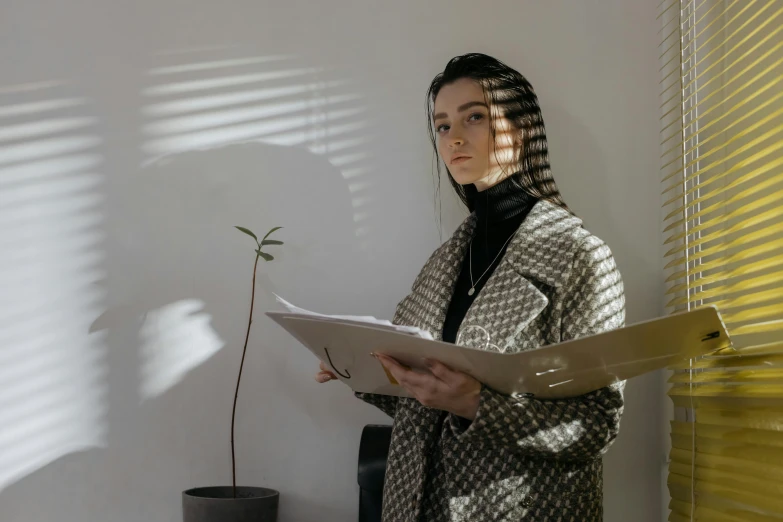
[{"xmin": 660, "ymin": 1, "xmax": 783, "ymax": 519}]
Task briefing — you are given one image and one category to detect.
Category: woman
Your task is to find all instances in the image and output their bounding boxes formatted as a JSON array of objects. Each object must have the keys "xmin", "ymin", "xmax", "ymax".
[{"xmin": 316, "ymin": 53, "xmax": 625, "ymax": 522}]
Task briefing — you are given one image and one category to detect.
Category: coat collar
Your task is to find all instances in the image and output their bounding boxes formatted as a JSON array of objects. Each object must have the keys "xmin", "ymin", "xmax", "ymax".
[
  {"xmin": 444, "ymin": 199, "xmax": 583, "ymax": 286},
  {"xmin": 427, "ymin": 199, "xmax": 583, "ymax": 350}
]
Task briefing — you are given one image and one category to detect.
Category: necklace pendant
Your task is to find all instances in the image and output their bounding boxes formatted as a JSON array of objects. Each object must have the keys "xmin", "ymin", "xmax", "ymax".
[{"xmin": 468, "ymin": 287, "xmax": 475, "ymax": 296}]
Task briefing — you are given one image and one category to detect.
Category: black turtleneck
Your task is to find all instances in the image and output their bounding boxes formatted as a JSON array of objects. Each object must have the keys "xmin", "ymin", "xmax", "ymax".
[{"xmin": 442, "ymin": 177, "xmax": 537, "ymax": 344}]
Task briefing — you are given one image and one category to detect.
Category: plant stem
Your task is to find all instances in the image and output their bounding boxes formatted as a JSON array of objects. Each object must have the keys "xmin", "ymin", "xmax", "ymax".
[{"xmin": 231, "ymin": 252, "xmax": 260, "ymax": 498}]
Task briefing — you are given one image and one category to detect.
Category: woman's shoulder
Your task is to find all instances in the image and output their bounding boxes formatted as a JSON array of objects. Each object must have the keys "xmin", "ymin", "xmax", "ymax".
[
  {"xmin": 562, "ymin": 227, "xmax": 623, "ymax": 302},
  {"xmin": 555, "ymin": 223, "xmax": 616, "ymax": 277},
  {"xmin": 520, "ymin": 200, "xmax": 616, "ymax": 263},
  {"xmin": 520, "ymin": 201, "xmax": 622, "ymax": 290},
  {"xmin": 569, "ymin": 226, "xmax": 615, "ymax": 262}
]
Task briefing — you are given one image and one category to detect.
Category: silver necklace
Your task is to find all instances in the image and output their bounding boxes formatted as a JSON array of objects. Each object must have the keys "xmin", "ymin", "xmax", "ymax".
[{"xmin": 468, "ymin": 232, "xmax": 516, "ymax": 296}]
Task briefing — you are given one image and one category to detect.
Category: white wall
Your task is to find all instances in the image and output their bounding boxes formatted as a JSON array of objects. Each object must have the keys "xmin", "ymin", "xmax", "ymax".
[{"xmin": 0, "ymin": 1, "xmax": 664, "ymax": 521}]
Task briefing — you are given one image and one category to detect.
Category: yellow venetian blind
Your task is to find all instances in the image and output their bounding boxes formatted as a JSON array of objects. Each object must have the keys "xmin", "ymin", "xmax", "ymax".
[{"xmin": 660, "ymin": 0, "xmax": 783, "ymax": 520}]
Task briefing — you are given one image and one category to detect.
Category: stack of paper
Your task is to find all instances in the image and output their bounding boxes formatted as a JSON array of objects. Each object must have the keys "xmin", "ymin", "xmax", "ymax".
[{"xmin": 273, "ymin": 294, "xmax": 434, "ymax": 340}]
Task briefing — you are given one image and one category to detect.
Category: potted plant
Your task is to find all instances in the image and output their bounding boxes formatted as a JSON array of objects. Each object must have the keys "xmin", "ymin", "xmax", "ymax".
[{"xmin": 182, "ymin": 226, "xmax": 284, "ymax": 522}]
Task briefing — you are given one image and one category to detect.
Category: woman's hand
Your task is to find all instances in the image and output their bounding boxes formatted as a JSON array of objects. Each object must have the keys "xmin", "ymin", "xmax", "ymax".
[
  {"xmin": 315, "ymin": 361, "xmax": 338, "ymax": 383},
  {"xmin": 375, "ymin": 354, "xmax": 481, "ymax": 420}
]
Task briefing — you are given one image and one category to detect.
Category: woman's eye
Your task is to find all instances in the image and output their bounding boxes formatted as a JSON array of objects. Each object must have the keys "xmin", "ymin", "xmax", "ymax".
[
  {"xmin": 468, "ymin": 113, "xmax": 485, "ymax": 122},
  {"xmin": 436, "ymin": 124, "xmax": 450, "ymax": 133}
]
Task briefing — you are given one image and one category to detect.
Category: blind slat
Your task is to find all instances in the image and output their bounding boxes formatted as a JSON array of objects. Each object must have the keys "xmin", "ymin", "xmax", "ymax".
[
  {"xmin": 658, "ymin": 0, "xmax": 756, "ymax": 107},
  {"xmin": 660, "ymin": 52, "xmax": 783, "ymax": 150},
  {"xmin": 679, "ymin": 3, "xmax": 781, "ymax": 103},
  {"xmin": 670, "ymin": 368, "xmax": 783, "ymax": 384},
  {"xmin": 669, "ymin": 499, "xmax": 762, "ymax": 522},
  {"xmin": 661, "ymin": 86, "xmax": 783, "ymax": 169},
  {"xmin": 665, "ymin": 244, "xmax": 783, "ymax": 284},
  {"xmin": 669, "ymin": 461, "xmax": 783, "ymax": 497},
  {"xmin": 669, "ymin": 42, "xmax": 783, "ymax": 148},
  {"xmin": 664, "ymin": 181, "xmax": 783, "ymax": 246},
  {"xmin": 662, "ymin": 227, "xmax": 782, "ymax": 270},
  {"xmin": 663, "ymin": 170, "xmax": 783, "ymax": 232},
  {"xmin": 730, "ymin": 319, "xmax": 783, "ymax": 337},
  {"xmin": 662, "ymin": 96, "xmax": 783, "ymax": 186},
  {"xmin": 669, "ymin": 472, "xmax": 783, "ymax": 515},
  {"xmin": 662, "ymin": 127, "xmax": 783, "ymax": 198},
  {"xmin": 709, "ymin": 341, "xmax": 783, "ymax": 359},
  {"xmin": 664, "ymin": 268, "xmax": 783, "ymax": 302}
]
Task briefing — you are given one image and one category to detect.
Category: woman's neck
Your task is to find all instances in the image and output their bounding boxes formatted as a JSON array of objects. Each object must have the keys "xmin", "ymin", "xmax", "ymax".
[{"xmin": 473, "ymin": 171, "xmax": 510, "ymax": 193}]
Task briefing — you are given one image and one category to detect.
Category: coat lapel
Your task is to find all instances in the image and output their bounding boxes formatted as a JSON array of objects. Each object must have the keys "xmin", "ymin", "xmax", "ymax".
[
  {"xmin": 456, "ymin": 200, "xmax": 583, "ymax": 352},
  {"xmin": 404, "ymin": 199, "xmax": 583, "ymax": 349},
  {"xmin": 415, "ymin": 214, "xmax": 476, "ymax": 341}
]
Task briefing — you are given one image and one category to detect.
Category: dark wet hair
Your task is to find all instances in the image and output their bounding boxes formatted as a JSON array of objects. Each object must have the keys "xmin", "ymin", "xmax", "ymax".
[{"xmin": 426, "ymin": 53, "xmax": 571, "ymax": 213}]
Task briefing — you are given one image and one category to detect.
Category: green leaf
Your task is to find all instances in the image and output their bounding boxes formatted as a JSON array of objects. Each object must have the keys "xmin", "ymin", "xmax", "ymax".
[
  {"xmin": 257, "ymin": 251, "xmax": 274, "ymax": 262},
  {"xmin": 261, "ymin": 239, "xmax": 283, "ymax": 246},
  {"xmin": 262, "ymin": 226, "xmax": 283, "ymax": 241},
  {"xmin": 235, "ymin": 226, "xmax": 257, "ymax": 241}
]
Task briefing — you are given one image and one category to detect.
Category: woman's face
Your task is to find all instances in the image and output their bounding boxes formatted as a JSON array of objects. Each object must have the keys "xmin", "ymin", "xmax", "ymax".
[{"xmin": 433, "ymin": 78, "xmax": 518, "ymax": 191}]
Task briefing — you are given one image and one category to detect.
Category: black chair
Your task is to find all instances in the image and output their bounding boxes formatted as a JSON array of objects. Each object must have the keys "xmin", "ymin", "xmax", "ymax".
[{"xmin": 357, "ymin": 424, "xmax": 393, "ymax": 522}]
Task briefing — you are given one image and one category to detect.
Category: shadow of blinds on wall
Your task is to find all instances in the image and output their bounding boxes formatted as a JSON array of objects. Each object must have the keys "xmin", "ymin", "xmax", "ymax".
[{"xmin": 660, "ymin": 0, "xmax": 783, "ymax": 520}]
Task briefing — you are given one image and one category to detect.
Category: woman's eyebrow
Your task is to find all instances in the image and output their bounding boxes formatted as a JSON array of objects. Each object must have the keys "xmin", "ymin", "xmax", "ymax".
[{"xmin": 433, "ymin": 101, "xmax": 489, "ymax": 122}]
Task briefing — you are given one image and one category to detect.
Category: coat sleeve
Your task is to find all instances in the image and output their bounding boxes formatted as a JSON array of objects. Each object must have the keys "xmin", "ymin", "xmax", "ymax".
[
  {"xmin": 353, "ymin": 245, "xmax": 447, "ymax": 418},
  {"xmin": 452, "ymin": 236, "xmax": 626, "ymax": 461},
  {"xmin": 355, "ymin": 391, "xmax": 400, "ymax": 418}
]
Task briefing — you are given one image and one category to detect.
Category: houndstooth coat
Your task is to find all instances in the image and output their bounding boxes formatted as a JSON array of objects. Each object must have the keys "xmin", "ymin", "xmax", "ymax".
[{"xmin": 357, "ymin": 199, "xmax": 626, "ymax": 522}]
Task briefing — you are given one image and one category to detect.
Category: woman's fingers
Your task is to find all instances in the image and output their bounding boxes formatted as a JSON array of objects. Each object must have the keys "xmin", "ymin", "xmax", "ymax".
[
  {"xmin": 319, "ymin": 362, "xmax": 336, "ymax": 376},
  {"xmin": 316, "ymin": 361, "xmax": 337, "ymax": 383},
  {"xmin": 375, "ymin": 355, "xmax": 481, "ymax": 417},
  {"xmin": 376, "ymin": 354, "xmax": 414, "ymax": 384},
  {"xmin": 423, "ymin": 358, "xmax": 453, "ymax": 383},
  {"xmin": 315, "ymin": 371, "xmax": 337, "ymax": 383},
  {"xmin": 377, "ymin": 354, "xmax": 428, "ymax": 385},
  {"xmin": 377, "ymin": 354, "xmax": 440, "ymax": 399}
]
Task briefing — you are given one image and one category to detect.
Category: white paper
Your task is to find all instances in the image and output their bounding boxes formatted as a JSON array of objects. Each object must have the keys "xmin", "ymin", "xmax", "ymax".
[{"xmin": 273, "ymin": 294, "xmax": 434, "ymax": 340}]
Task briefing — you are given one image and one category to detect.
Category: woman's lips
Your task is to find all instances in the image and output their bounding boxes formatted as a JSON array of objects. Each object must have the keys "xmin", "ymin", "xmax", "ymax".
[{"xmin": 451, "ymin": 156, "xmax": 471, "ymax": 165}]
